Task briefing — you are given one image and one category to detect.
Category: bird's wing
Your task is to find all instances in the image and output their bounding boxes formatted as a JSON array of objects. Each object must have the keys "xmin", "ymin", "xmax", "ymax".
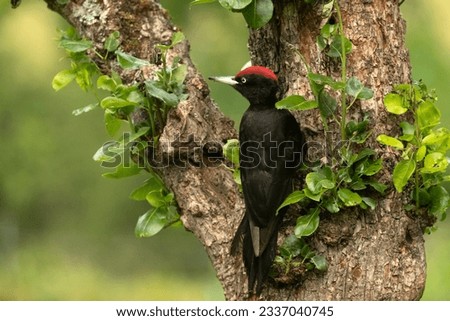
[{"xmin": 239, "ymin": 110, "xmax": 304, "ymax": 256}]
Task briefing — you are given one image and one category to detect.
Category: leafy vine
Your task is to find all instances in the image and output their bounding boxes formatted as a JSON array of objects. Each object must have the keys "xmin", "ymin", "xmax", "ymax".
[{"xmin": 53, "ymin": 27, "xmax": 187, "ymax": 238}]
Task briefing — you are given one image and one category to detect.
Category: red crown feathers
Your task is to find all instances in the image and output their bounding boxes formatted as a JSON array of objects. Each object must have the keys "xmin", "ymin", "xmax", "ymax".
[{"xmin": 236, "ymin": 66, "xmax": 278, "ymax": 81}]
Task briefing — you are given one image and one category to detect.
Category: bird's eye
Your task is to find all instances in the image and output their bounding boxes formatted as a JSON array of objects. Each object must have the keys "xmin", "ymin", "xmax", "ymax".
[{"xmin": 240, "ymin": 77, "xmax": 247, "ymax": 84}]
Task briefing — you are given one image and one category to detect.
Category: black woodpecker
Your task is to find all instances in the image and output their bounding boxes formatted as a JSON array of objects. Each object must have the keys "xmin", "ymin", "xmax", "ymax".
[{"xmin": 209, "ymin": 66, "xmax": 305, "ymax": 295}]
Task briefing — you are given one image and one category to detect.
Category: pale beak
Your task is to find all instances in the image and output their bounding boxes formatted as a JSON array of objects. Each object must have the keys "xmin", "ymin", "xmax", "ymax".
[{"xmin": 208, "ymin": 76, "xmax": 239, "ymax": 86}]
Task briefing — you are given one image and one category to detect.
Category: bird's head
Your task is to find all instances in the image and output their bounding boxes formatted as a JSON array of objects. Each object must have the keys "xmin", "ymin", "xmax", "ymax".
[{"xmin": 209, "ymin": 66, "xmax": 279, "ymax": 106}]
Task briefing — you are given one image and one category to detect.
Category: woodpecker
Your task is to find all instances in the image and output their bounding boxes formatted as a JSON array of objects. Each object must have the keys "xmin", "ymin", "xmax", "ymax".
[{"xmin": 209, "ymin": 66, "xmax": 305, "ymax": 295}]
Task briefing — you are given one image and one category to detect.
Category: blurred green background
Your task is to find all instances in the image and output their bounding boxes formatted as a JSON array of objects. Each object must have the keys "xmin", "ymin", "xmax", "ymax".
[{"xmin": 0, "ymin": 0, "xmax": 448, "ymax": 300}]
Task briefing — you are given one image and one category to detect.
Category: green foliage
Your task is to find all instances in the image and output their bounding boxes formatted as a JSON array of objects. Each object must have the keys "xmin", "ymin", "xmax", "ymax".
[
  {"xmin": 377, "ymin": 81, "xmax": 450, "ymax": 223},
  {"xmin": 222, "ymin": 139, "xmax": 242, "ymax": 189},
  {"xmin": 191, "ymin": 0, "xmax": 274, "ymax": 29},
  {"xmin": 295, "ymin": 208, "xmax": 320, "ymax": 237},
  {"xmin": 276, "ymin": 95, "xmax": 318, "ymax": 111},
  {"xmin": 116, "ymin": 50, "xmax": 151, "ymax": 69},
  {"xmin": 132, "ymin": 176, "xmax": 180, "ymax": 237},
  {"xmin": 53, "ymin": 27, "xmax": 188, "ymax": 238},
  {"xmin": 241, "ymin": 0, "xmax": 274, "ymax": 29},
  {"xmin": 275, "ymin": 0, "xmax": 382, "ymax": 260},
  {"xmin": 274, "ymin": 235, "xmax": 327, "ymax": 275},
  {"xmin": 52, "ymin": 28, "xmax": 98, "ymax": 93}
]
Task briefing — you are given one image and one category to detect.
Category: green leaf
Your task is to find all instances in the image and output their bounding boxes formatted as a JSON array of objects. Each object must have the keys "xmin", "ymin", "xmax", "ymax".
[
  {"xmin": 392, "ymin": 159, "xmax": 416, "ymax": 192},
  {"xmin": 100, "ymin": 96, "xmax": 137, "ymax": 109},
  {"xmin": 345, "ymin": 119, "xmax": 371, "ymax": 144},
  {"xmin": 422, "ymin": 128, "xmax": 450, "ymax": 146},
  {"xmin": 323, "ymin": 197, "xmax": 340, "ymax": 213},
  {"xmin": 97, "ymin": 75, "xmax": 118, "ymax": 92},
  {"xmin": 127, "ymin": 126, "xmax": 150, "ymax": 142},
  {"xmin": 52, "ymin": 69, "xmax": 76, "ymax": 91},
  {"xmin": 146, "ymin": 190, "xmax": 166, "ymax": 208},
  {"xmin": 233, "ymin": 168, "xmax": 242, "ymax": 188},
  {"xmin": 171, "ymin": 64, "xmax": 188, "ymax": 86},
  {"xmin": 242, "ymin": 0, "xmax": 274, "ymax": 29},
  {"xmin": 75, "ymin": 65, "xmax": 95, "ymax": 92},
  {"xmin": 305, "ymin": 167, "xmax": 335, "ymax": 194},
  {"xmin": 399, "ymin": 121, "xmax": 415, "ymax": 142},
  {"xmin": 294, "ymin": 209, "xmax": 320, "ymax": 238},
  {"xmin": 345, "ymin": 77, "xmax": 373, "ymax": 100},
  {"xmin": 280, "ymin": 235, "xmax": 304, "ymax": 257},
  {"xmin": 353, "ymin": 148, "xmax": 376, "ymax": 163},
  {"xmin": 190, "ymin": 0, "xmax": 217, "ymax": 6},
  {"xmin": 337, "ymin": 188, "xmax": 362, "ymax": 206},
  {"xmin": 124, "ymin": 89, "xmax": 144, "ymax": 105},
  {"xmin": 417, "ymin": 100, "xmax": 441, "ymax": 130},
  {"xmin": 93, "ymin": 141, "xmax": 118, "ymax": 163},
  {"xmin": 308, "ymin": 73, "xmax": 345, "ymax": 90},
  {"xmin": 135, "ymin": 205, "xmax": 179, "ymax": 238},
  {"xmin": 357, "ymin": 158, "xmax": 383, "ymax": 176},
  {"xmin": 130, "ymin": 177, "xmax": 164, "ymax": 201},
  {"xmin": 429, "ymin": 185, "xmax": 450, "ymax": 220},
  {"xmin": 72, "ymin": 103, "xmax": 98, "ymax": 116},
  {"xmin": 277, "ymin": 190, "xmax": 306, "ymax": 214},
  {"xmin": 350, "ymin": 179, "xmax": 366, "ymax": 191},
  {"xmin": 145, "ymin": 81, "xmax": 179, "ymax": 106},
  {"xmin": 318, "ymin": 90, "xmax": 337, "ymax": 118},
  {"xmin": 361, "ymin": 197, "xmax": 377, "ymax": 210},
  {"xmin": 299, "ymin": 242, "xmax": 314, "ymax": 259},
  {"xmin": 104, "ymin": 31, "xmax": 120, "ymax": 52},
  {"xmin": 102, "ymin": 162, "xmax": 142, "ymax": 179},
  {"xmin": 223, "ymin": 139, "xmax": 240, "ymax": 166},
  {"xmin": 310, "ymin": 255, "xmax": 328, "ymax": 271},
  {"xmin": 116, "ymin": 50, "xmax": 150, "ymax": 69},
  {"xmin": 104, "ymin": 111, "xmax": 123, "ymax": 137},
  {"xmin": 327, "ymin": 35, "xmax": 352, "ymax": 58},
  {"xmin": 376, "ymin": 134, "xmax": 404, "ymax": 150},
  {"xmin": 164, "ymin": 193, "xmax": 175, "ymax": 203},
  {"xmin": 367, "ymin": 180, "xmax": 388, "ymax": 194},
  {"xmin": 319, "ymin": 23, "xmax": 336, "ymax": 39},
  {"xmin": 421, "ymin": 152, "xmax": 448, "ymax": 174},
  {"xmin": 218, "ymin": 0, "xmax": 252, "ymax": 10},
  {"xmin": 413, "ymin": 188, "xmax": 431, "ymax": 207},
  {"xmin": 416, "ymin": 145, "xmax": 427, "ymax": 162},
  {"xmin": 321, "ymin": 0, "xmax": 334, "ymax": 17},
  {"xmin": 384, "ymin": 93, "xmax": 408, "ymax": 115},
  {"xmin": 135, "ymin": 208, "xmax": 166, "ymax": 238},
  {"xmin": 304, "ymin": 188, "xmax": 323, "ymax": 202},
  {"xmin": 170, "ymin": 31, "xmax": 186, "ymax": 47},
  {"xmin": 59, "ymin": 38, "xmax": 92, "ymax": 53},
  {"xmin": 276, "ymin": 95, "xmax": 318, "ymax": 111},
  {"xmin": 96, "ymin": 128, "xmax": 149, "ymax": 163},
  {"xmin": 400, "ymin": 121, "xmax": 415, "ymax": 136}
]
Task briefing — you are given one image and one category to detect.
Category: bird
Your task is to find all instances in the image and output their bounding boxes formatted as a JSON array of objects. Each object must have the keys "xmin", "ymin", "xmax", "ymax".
[{"xmin": 209, "ymin": 66, "xmax": 305, "ymax": 296}]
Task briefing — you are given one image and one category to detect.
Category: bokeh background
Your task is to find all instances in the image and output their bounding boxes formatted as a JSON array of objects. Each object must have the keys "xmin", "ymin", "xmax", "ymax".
[{"xmin": 0, "ymin": 0, "xmax": 448, "ymax": 300}]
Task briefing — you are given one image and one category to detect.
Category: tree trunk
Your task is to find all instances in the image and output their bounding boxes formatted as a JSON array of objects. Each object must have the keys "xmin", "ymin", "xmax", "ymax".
[{"xmin": 43, "ymin": 0, "xmax": 426, "ymax": 300}]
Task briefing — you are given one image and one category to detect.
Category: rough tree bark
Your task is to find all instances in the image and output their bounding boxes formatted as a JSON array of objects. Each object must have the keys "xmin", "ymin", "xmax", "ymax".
[{"xmin": 43, "ymin": 0, "xmax": 426, "ymax": 300}]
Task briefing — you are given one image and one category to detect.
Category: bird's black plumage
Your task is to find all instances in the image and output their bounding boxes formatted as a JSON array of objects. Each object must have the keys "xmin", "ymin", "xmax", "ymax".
[{"xmin": 210, "ymin": 66, "xmax": 305, "ymax": 296}]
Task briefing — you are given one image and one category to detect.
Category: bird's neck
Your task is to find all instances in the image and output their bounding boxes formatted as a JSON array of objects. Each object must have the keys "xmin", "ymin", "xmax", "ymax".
[
  {"xmin": 248, "ymin": 95, "xmax": 277, "ymax": 109},
  {"xmin": 248, "ymin": 103, "xmax": 275, "ymax": 111}
]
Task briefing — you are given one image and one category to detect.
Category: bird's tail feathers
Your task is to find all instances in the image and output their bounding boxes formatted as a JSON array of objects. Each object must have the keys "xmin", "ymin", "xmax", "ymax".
[
  {"xmin": 230, "ymin": 215, "xmax": 248, "ymax": 256},
  {"xmin": 243, "ymin": 222, "xmax": 279, "ymax": 296},
  {"xmin": 231, "ymin": 212, "xmax": 281, "ymax": 295}
]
